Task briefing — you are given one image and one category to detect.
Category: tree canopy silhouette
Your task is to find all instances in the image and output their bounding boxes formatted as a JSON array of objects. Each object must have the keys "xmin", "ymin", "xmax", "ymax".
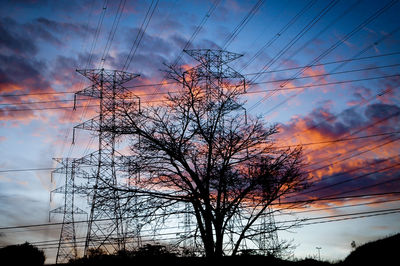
[
  {"xmin": 0, "ymin": 242, "xmax": 45, "ymax": 265},
  {"xmin": 113, "ymin": 49, "xmax": 309, "ymax": 257}
]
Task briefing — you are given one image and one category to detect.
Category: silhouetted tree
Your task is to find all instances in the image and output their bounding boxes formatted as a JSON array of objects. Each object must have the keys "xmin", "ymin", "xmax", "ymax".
[
  {"xmin": 133, "ymin": 244, "xmax": 177, "ymax": 257},
  {"xmin": 113, "ymin": 51, "xmax": 309, "ymax": 257},
  {"xmin": 86, "ymin": 247, "xmax": 106, "ymax": 258},
  {"xmin": 0, "ymin": 242, "xmax": 45, "ymax": 265}
]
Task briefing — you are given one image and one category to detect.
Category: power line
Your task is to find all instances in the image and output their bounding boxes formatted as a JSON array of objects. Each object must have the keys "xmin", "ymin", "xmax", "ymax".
[
  {"xmin": 276, "ymin": 191, "xmax": 400, "ymax": 206},
  {"xmin": 278, "ymin": 207, "xmax": 400, "ymax": 224},
  {"xmin": 280, "ymin": 86, "xmax": 395, "ymax": 149},
  {"xmin": 1, "ymin": 191, "xmax": 399, "ymax": 231},
  {"xmin": 2, "ymin": 62, "xmax": 398, "ymax": 108},
  {"xmin": 304, "ymin": 136, "xmax": 400, "ymax": 175},
  {"xmin": 100, "ymin": 0, "xmax": 127, "ymax": 68},
  {"xmin": 275, "ymin": 113, "xmax": 400, "ymax": 199},
  {"xmin": 13, "ymin": 207, "xmax": 399, "ymax": 250},
  {"xmin": 256, "ymin": 63, "xmax": 400, "ymax": 85},
  {"xmin": 279, "ymin": 0, "xmax": 363, "ymax": 71},
  {"xmin": 247, "ymin": 0, "xmax": 400, "ymax": 112},
  {"xmin": 257, "ymin": 25, "xmax": 400, "ymax": 117},
  {"xmin": 149, "ymin": 0, "xmax": 221, "ymax": 95},
  {"xmin": 222, "ymin": 0, "xmax": 265, "ymax": 49},
  {"xmin": 0, "ymin": 132, "xmax": 397, "ymax": 172},
  {"xmin": 279, "ymin": 0, "xmax": 399, "ymax": 89},
  {"xmin": 239, "ymin": 0, "xmax": 317, "ymax": 71},
  {"xmin": 3, "ymin": 208, "xmax": 400, "ymax": 252},
  {"xmin": 248, "ymin": 0, "xmax": 339, "ymax": 85},
  {"xmin": 178, "ymin": 0, "xmax": 221, "ymax": 63},
  {"xmin": 300, "ymin": 209, "xmax": 400, "ymax": 226},
  {"xmin": 86, "ymin": 0, "xmax": 108, "ymax": 68},
  {"xmin": 0, "ymin": 99, "xmax": 77, "ymax": 106},
  {"xmin": 1, "ymin": 51, "xmax": 398, "ymax": 99},
  {"xmin": 257, "ymin": 25, "xmax": 400, "ymax": 173},
  {"xmin": 296, "ymin": 155, "xmax": 399, "ymax": 193},
  {"xmin": 244, "ymin": 51, "xmax": 400, "ymax": 76},
  {"xmin": 0, "ymin": 167, "xmax": 57, "ymax": 173},
  {"xmin": 275, "ymin": 131, "xmax": 400, "ymax": 149},
  {"xmin": 326, "ymin": 175, "xmax": 400, "ymax": 198},
  {"xmin": 301, "ymin": 112, "xmax": 400, "ymax": 171},
  {"xmin": 1, "ymin": 73, "xmax": 398, "ymax": 111},
  {"xmin": 248, "ymin": 73, "xmax": 399, "ymax": 111},
  {"xmin": 281, "ymin": 198, "xmax": 400, "ymax": 215},
  {"xmin": 0, "ymin": 105, "xmax": 99, "ymax": 112},
  {"xmin": 18, "ymin": 206, "xmax": 400, "ymax": 248},
  {"xmin": 53, "ymin": 1, "xmax": 103, "ymax": 183},
  {"xmin": 3, "ymin": 207, "xmax": 400, "ymax": 250},
  {"xmin": 301, "ymin": 162, "xmax": 400, "ymax": 196},
  {"xmin": 2, "ymin": 131, "xmax": 398, "ymax": 173},
  {"xmin": 122, "ymin": 0, "xmax": 159, "ymax": 71},
  {"xmin": 2, "ymin": 62, "xmax": 397, "ymax": 106},
  {"xmin": 270, "ymin": 173, "xmax": 400, "ymax": 207},
  {"xmin": 9, "ymin": 196, "xmax": 400, "ymax": 237}
]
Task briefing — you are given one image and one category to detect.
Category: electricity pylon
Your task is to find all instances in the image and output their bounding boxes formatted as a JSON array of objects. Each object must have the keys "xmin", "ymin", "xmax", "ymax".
[
  {"xmin": 257, "ymin": 208, "xmax": 280, "ymax": 256},
  {"xmin": 49, "ymin": 158, "xmax": 86, "ymax": 264},
  {"xmin": 183, "ymin": 49, "xmax": 248, "ymax": 255},
  {"xmin": 73, "ymin": 68, "xmax": 140, "ymax": 256},
  {"xmin": 183, "ymin": 50, "xmax": 280, "ymax": 256}
]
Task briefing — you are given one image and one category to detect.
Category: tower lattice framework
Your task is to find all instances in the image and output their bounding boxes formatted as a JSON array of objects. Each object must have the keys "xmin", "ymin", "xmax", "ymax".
[
  {"xmin": 73, "ymin": 68, "xmax": 140, "ymax": 255},
  {"xmin": 183, "ymin": 49, "xmax": 279, "ymax": 255},
  {"xmin": 50, "ymin": 158, "xmax": 86, "ymax": 264},
  {"xmin": 256, "ymin": 208, "xmax": 280, "ymax": 256}
]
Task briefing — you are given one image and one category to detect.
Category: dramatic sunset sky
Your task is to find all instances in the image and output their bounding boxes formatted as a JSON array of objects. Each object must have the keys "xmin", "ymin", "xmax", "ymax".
[{"xmin": 1, "ymin": 0, "xmax": 399, "ymax": 263}]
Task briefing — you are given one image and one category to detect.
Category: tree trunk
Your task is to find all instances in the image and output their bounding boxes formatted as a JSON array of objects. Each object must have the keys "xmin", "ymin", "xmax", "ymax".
[{"xmin": 214, "ymin": 229, "xmax": 224, "ymax": 257}]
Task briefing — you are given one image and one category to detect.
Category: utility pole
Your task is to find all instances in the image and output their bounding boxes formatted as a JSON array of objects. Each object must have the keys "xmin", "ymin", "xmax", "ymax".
[{"xmin": 316, "ymin": 246, "xmax": 322, "ymax": 261}]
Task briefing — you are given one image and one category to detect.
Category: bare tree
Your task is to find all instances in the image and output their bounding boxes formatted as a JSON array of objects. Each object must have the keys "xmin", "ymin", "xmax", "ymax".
[{"xmin": 115, "ymin": 49, "xmax": 309, "ymax": 257}]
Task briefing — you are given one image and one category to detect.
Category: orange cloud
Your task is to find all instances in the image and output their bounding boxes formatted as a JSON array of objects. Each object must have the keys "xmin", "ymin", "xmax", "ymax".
[{"xmin": 275, "ymin": 102, "xmax": 400, "ymax": 205}]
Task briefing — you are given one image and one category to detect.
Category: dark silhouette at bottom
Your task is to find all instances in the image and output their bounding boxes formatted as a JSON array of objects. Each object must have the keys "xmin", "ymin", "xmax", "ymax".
[{"xmin": 0, "ymin": 242, "xmax": 45, "ymax": 265}]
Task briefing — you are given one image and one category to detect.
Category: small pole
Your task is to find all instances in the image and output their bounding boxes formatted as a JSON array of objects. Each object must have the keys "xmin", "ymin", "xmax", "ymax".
[{"xmin": 316, "ymin": 247, "xmax": 322, "ymax": 261}]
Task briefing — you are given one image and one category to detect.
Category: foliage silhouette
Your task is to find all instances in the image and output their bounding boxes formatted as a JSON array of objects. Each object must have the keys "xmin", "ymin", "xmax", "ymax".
[
  {"xmin": 0, "ymin": 242, "xmax": 45, "ymax": 265},
  {"xmin": 132, "ymin": 244, "xmax": 177, "ymax": 257},
  {"xmin": 65, "ymin": 234, "xmax": 400, "ymax": 265},
  {"xmin": 86, "ymin": 247, "xmax": 105, "ymax": 258}
]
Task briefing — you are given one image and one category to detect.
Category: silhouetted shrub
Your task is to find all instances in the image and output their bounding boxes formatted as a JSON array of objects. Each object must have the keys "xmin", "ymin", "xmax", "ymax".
[
  {"xmin": 86, "ymin": 247, "xmax": 106, "ymax": 258},
  {"xmin": 0, "ymin": 242, "xmax": 45, "ymax": 265},
  {"xmin": 296, "ymin": 258, "xmax": 331, "ymax": 265},
  {"xmin": 132, "ymin": 244, "xmax": 177, "ymax": 257}
]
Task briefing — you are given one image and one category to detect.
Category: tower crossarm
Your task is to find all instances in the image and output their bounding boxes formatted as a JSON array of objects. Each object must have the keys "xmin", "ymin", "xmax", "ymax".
[
  {"xmin": 76, "ymin": 69, "xmax": 140, "ymax": 85},
  {"xmin": 74, "ymin": 116, "xmax": 101, "ymax": 132},
  {"xmin": 184, "ymin": 49, "xmax": 243, "ymax": 65},
  {"xmin": 50, "ymin": 206, "xmax": 87, "ymax": 216}
]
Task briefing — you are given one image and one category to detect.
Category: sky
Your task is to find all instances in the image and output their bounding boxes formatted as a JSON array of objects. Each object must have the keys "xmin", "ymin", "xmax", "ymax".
[{"xmin": 0, "ymin": 0, "xmax": 400, "ymax": 263}]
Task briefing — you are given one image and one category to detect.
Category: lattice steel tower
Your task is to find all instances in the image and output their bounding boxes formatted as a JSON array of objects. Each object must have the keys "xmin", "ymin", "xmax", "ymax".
[
  {"xmin": 257, "ymin": 208, "xmax": 280, "ymax": 256},
  {"xmin": 183, "ymin": 49, "xmax": 247, "ymax": 255},
  {"xmin": 73, "ymin": 69, "xmax": 139, "ymax": 255},
  {"xmin": 50, "ymin": 158, "xmax": 86, "ymax": 264},
  {"xmin": 183, "ymin": 49, "xmax": 279, "ymax": 255}
]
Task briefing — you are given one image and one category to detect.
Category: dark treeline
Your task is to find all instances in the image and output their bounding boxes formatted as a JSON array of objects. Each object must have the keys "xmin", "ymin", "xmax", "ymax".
[
  {"xmin": 0, "ymin": 242, "xmax": 45, "ymax": 265},
  {"xmin": 1, "ymin": 234, "xmax": 398, "ymax": 265}
]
